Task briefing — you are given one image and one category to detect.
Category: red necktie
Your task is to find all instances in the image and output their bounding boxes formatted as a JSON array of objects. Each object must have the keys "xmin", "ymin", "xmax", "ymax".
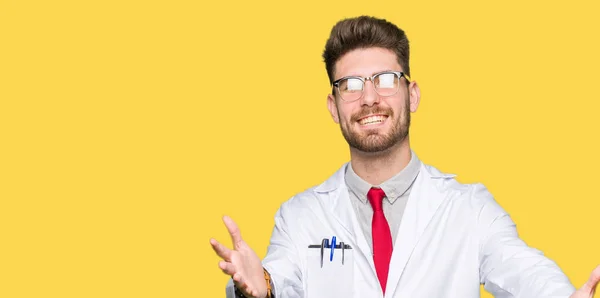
[{"xmin": 367, "ymin": 187, "xmax": 393, "ymax": 294}]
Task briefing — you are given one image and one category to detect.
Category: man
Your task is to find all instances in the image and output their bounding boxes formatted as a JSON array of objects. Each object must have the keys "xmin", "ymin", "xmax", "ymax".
[{"xmin": 210, "ymin": 16, "xmax": 599, "ymax": 298}]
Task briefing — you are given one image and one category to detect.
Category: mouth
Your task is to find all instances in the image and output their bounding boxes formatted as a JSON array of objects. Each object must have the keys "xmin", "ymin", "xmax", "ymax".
[{"xmin": 357, "ymin": 114, "xmax": 388, "ymax": 126}]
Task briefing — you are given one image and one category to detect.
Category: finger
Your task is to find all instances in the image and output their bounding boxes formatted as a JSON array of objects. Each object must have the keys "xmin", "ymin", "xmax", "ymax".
[
  {"xmin": 223, "ymin": 215, "xmax": 243, "ymax": 247},
  {"xmin": 240, "ymin": 279, "xmax": 254, "ymax": 297},
  {"xmin": 210, "ymin": 238, "xmax": 232, "ymax": 261},
  {"xmin": 580, "ymin": 265, "xmax": 600, "ymax": 294},
  {"xmin": 249, "ymin": 289, "xmax": 257, "ymax": 297},
  {"xmin": 218, "ymin": 260, "xmax": 236, "ymax": 276},
  {"xmin": 233, "ymin": 272, "xmax": 244, "ymax": 287}
]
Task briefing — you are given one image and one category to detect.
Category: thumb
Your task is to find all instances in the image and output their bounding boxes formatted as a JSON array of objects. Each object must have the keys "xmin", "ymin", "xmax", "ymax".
[{"xmin": 580, "ymin": 265, "xmax": 600, "ymax": 295}]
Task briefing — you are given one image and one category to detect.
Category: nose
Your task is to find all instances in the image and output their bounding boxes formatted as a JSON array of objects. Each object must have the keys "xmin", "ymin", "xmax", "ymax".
[{"xmin": 360, "ymin": 80, "xmax": 380, "ymax": 106}]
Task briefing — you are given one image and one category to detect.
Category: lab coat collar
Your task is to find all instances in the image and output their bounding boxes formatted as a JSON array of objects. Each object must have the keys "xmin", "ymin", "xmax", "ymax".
[
  {"xmin": 313, "ymin": 161, "xmax": 457, "ymax": 297},
  {"xmin": 314, "ymin": 163, "xmax": 347, "ymax": 193}
]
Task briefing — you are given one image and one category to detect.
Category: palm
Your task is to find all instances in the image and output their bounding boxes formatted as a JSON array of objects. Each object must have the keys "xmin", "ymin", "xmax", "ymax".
[
  {"xmin": 229, "ymin": 239, "xmax": 265, "ymax": 293},
  {"xmin": 210, "ymin": 216, "xmax": 267, "ymax": 298},
  {"xmin": 570, "ymin": 265, "xmax": 600, "ymax": 298}
]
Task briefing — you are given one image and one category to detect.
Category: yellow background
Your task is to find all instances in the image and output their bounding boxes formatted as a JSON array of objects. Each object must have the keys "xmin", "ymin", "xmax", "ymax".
[{"xmin": 1, "ymin": 0, "xmax": 599, "ymax": 297}]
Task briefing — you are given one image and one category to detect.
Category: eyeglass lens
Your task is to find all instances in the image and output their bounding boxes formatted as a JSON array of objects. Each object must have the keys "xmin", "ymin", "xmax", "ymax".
[{"xmin": 337, "ymin": 72, "xmax": 400, "ymax": 101}]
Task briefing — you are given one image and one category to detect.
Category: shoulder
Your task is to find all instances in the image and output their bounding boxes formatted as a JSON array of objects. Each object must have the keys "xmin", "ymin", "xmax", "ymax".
[
  {"xmin": 275, "ymin": 163, "xmax": 348, "ymax": 217},
  {"xmin": 421, "ymin": 163, "xmax": 507, "ymax": 219},
  {"xmin": 277, "ymin": 186, "xmax": 320, "ymax": 214}
]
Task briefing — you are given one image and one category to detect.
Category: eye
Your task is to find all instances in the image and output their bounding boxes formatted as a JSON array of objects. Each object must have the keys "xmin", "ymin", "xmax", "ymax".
[
  {"xmin": 345, "ymin": 78, "xmax": 363, "ymax": 92},
  {"xmin": 376, "ymin": 73, "xmax": 397, "ymax": 89}
]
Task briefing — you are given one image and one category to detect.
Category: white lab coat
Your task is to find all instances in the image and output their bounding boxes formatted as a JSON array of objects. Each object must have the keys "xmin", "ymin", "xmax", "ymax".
[{"xmin": 227, "ymin": 162, "xmax": 576, "ymax": 298}]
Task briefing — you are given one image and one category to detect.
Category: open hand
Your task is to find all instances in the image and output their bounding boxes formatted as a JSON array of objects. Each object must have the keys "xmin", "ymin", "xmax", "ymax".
[{"xmin": 210, "ymin": 216, "xmax": 267, "ymax": 298}]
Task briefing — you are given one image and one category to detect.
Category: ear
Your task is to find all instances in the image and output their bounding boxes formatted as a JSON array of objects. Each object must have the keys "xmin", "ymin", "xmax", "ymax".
[
  {"xmin": 327, "ymin": 93, "xmax": 340, "ymax": 124},
  {"xmin": 408, "ymin": 81, "xmax": 421, "ymax": 113}
]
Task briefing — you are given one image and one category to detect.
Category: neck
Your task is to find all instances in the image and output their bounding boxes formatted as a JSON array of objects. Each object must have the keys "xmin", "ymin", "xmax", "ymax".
[{"xmin": 349, "ymin": 138, "xmax": 412, "ymax": 185}]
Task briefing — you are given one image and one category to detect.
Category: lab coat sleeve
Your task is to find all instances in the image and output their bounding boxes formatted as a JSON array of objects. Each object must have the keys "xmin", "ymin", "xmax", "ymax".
[
  {"xmin": 476, "ymin": 184, "xmax": 576, "ymax": 298},
  {"xmin": 225, "ymin": 279, "xmax": 237, "ymax": 298},
  {"xmin": 262, "ymin": 201, "xmax": 304, "ymax": 298}
]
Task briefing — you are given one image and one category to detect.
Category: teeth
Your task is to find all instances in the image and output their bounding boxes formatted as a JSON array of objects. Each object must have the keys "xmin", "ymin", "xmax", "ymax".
[{"xmin": 359, "ymin": 115, "xmax": 386, "ymax": 125}]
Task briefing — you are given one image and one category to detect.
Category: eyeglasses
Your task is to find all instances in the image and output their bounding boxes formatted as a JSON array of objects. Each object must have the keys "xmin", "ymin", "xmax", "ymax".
[{"xmin": 332, "ymin": 71, "xmax": 411, "ymax": 102}]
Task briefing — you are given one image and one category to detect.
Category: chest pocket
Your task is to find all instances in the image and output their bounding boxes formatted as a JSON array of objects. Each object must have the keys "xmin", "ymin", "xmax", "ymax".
[{"xmin": 306, "ymin": 239, "xmax": 354, "ymax": 298}]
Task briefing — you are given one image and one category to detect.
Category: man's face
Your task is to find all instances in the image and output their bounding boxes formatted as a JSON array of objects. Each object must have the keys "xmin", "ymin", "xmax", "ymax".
[{"xmin": 327, "ymin": 47, "xmax": 420, "ymax": 153}]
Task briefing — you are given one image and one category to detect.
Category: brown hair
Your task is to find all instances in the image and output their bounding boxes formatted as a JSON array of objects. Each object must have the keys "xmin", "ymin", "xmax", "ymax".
[{"xmin": 322, "ymin": 16, "xmax": 410, "ymax": 85}]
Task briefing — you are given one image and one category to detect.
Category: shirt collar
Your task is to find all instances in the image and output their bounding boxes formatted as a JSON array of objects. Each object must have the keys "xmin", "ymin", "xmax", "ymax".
[{"xmin": 345, "ymin": 150, "xmax": 422, "ymax": 204}]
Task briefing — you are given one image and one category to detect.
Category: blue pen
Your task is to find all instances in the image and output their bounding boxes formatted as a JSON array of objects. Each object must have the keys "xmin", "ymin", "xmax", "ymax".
[{"xmin": 330, "ymin": 236, "xmax": 336, "ymax": 261}]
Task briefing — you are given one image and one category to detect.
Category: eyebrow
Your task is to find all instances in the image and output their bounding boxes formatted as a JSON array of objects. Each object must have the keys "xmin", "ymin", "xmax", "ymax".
[{"xmin": 338, "ymin": 70, "xmax": 398, "ymax": 79}]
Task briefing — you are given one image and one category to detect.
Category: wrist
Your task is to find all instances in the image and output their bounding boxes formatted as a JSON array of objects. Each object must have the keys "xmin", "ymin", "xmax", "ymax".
[{"xmin": 232, "ymin": 268, "xmax": 273, "ymax": 298}]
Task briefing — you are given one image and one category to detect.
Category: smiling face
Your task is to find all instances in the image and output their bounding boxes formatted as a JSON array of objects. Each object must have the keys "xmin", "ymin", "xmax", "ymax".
[{"xmin": 327, "ymin": 47, "xmax": 420, "ymax": 153}]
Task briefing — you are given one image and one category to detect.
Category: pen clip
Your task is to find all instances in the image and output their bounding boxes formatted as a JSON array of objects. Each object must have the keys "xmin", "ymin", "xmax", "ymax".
[
  {"xmin": 340, "ymin": 241, "xmax": 345, "ymax": 265},
  {"xmin": 329, "ymin": 236, "xmax": 336, "ymax": 262},
  {"xmin": 320, "ymin": 238, "xmax": 328, "ymax": 268}
]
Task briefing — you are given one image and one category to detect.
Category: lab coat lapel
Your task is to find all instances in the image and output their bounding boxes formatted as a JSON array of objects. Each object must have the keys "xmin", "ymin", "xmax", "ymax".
[
  {"xmin": 314, "ymin": 164, "xmax": 354, "ymax": 236},
  {"xmin": 385, "ymin": 164, "xmax": 456, "ymax": 297},
  {"xmin": 314, "ymin": 163, "xmax": 378, "ymax": 280}
]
